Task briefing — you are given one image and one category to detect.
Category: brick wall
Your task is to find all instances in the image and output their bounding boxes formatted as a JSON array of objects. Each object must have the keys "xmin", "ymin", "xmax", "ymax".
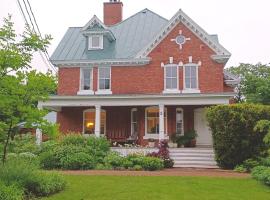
[{"xmin": 57, "ymin": 22, "xmax": 231, "ymax": 95}]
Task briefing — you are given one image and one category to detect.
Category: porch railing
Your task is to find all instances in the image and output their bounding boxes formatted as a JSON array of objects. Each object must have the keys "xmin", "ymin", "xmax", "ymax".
[{"xmin": 106, "ymin": 130, "xmax": 130, "ymax": 142}]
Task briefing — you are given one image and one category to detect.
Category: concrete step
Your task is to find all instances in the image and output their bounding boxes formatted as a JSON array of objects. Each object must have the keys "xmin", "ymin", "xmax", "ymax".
[
  {"xmin": 170, "ymin": 153, "xmax": 215, "ymax": 157},
  {"xmin": 169, "ymin": 148, "xmax": 218, "ymax": 169},
  {"xmin": 171, "ymin": 157, "xmax": 215, "ymax": 161},
  {"xmin": 174, "ymin": 164, "xmax": 219, "ymax": 169}
]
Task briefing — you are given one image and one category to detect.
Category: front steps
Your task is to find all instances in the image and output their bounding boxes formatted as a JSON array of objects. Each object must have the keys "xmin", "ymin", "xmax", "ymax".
[{"xmin": 169, "ymin": 148, "xmax": 218, "ymax": 168}]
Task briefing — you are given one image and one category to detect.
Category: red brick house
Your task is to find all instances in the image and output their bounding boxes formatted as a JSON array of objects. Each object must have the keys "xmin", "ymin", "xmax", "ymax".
[{"xmin": 38, "ymin": 0, "xmax": 238, "ymax": 147}]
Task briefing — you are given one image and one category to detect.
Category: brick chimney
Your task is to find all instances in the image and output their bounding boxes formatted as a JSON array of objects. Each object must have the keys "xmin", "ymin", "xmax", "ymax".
[{"xmin": 103, "ymin": 0, "xmax": 123, "ymax": 26}]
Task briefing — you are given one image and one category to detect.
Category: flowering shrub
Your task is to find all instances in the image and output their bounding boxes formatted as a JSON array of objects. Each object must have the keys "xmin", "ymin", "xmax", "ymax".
[{"xmin": 148, "ymin": 140, "xmax": 174, "ymax": 168}]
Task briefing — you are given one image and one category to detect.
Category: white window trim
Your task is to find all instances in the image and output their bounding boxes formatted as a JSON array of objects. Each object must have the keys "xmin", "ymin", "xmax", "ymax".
[
  {"xmin": 130, "ymin": 108, "xmax": 138, "ymax": 139},
  {"xmin": 88, "ymin": 35, "xmax": 103, "ymax": 50},
  {"xmin": 77, "ymin": 68, "xmax": 94, "ymax": 95},
  {"xmin": 162, "ymin": 64, "xmax": 180, "ymax": 94},
  {"xmin": 176, "ymin": 108, "xmax": 184, "ymax": 135},
  {"xmin": 143, "ymin": 106, "xmax": 168, "ymax": 139},
  {"xmin": 83, "ymin": 108, "xmax": 106, "ymax": 135},
  {"xmin": 96, "ymin": 67, "xmax": 112, "ymax": 95},
  {"xmin": 183, "ymin": 63, "xmax": 200, "ymax": 93}
]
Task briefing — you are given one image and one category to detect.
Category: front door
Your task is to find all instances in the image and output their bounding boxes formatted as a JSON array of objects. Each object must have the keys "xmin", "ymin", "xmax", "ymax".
[{"xmin": 194, "ymin": 108, "xmax": 212, "ymax": 146}]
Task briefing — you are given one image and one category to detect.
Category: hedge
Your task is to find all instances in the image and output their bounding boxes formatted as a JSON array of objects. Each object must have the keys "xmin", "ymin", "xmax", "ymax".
[{"xmin": 207, "ymin": 104, "xmax": 270, "ymax": 169}]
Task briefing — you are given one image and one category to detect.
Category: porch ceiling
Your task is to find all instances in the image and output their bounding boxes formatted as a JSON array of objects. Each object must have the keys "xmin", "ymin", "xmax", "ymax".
[{"xmin": 39, "ymin": 93, "xmax": 235, "ymax": 110}]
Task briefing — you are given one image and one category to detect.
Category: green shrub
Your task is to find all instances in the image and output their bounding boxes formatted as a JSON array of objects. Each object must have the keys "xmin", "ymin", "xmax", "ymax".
[
  {"xmin": 251, "ymin": 166, "xmax": 270, "ymax": 186},
  {"xmin": 207, "ymin": 104, "xmax": 270, "ymax": 169},
  {"xmin": 25, "ymin": 171, "xmax": 66, "ymax": 197},
  {"xmin": 0, "ymin": 158, "xmax": 66, "ymax": 197},
  {"xmin": 140, "ymin": 157, "xmax": 164, "ymax": 171},
  {"xmin": 39, "ymin": 140, "xmax": 59, "ymax": 154},
  {"xmin": 243, "ymin": 158, "xmax": 260, "ymax": 172},
  {"xmin": 86, "ymin": 136, "xmax": 110, "ymax": 163},
  {"xmin": 61, "ymin": 134, "xmax": 86, "ymax": 146},
  {"xmin": 39, "ymin": 150, "xmax": 60, "ymax": 169},
  {"xmin": 132, "ymin": 165, "xmax": 143, "ymax": 171},
  {"xmin": 0, "ymin": 181, "xmax": 23, "ymax": 200},
  {"xmin": 234, "ymin": 165, "xmax": 248, "ymax": 173},
  {"xmin": 260, "ymin": 157, "xmax": 270, "ymax": 167},
  {"xmin": 53, "ymin": 145, "xmax": 95, "ymax": 170},
  {"xmin": 125, "ymin": 154, "xmax": 164, "ymax": 171},
  {"xmin": 104, "ymin": 152, "xmax": 124, "ymax": 169},
  {"xmin": 9, "ymin": 134, "xmax": 39, "ymax": 155}
]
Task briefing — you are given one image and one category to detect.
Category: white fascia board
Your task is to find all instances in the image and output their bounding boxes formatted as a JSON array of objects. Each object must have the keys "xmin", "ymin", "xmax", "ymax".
[
  {"xmin": 82, "ymin": 15, "xmax": 107, "ymax": 31},
  {"xmin": 52, "ymin": 58, "xmax": 151, "ymax": 67},
  {"xmin": 135, "ymin": 9, "xmax": 231, "ymax": 61},
  {"xmin": 39, "ymin": 93, "xmax": 234, "ymax": 109}
]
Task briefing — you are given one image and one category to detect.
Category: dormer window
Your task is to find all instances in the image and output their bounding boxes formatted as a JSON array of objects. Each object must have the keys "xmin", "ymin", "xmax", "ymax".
[{"xmin": 88, "ymin": 35, "xmax": 103, "ymax": 50}]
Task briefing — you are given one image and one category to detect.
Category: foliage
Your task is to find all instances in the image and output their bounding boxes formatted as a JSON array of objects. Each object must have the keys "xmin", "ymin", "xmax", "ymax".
[
  {"xmin": 206, "ymin": 104, "xmax": 270, "ymax": 169},
  {"xmin": 39, "ymin": 135, "xmax": 110, "ymax": 170},
  {"xmin": 254, "ymin": 120, "xmax": 270, "ymax": 145},
  {"xmin": 0, "ymin": 181, "xmax": 23, "ymax": 200},
  {"xmin": 228, "ymin": 63, "xmax": 270, "ymax": 104},
  {"xmin": 0, "ymin": 158, "xmax": 66, "ymax": 197},
  {"xmin": 260, "ymin": 157, "xmax": 270, "ymax": 167},
  {"xmin": 104, "ymin": 151, "xmax": 124, "ymax": 169},
  {"xmin": 234, "ymin": 165, "xmax": 248, "ymax": 173},
  {"xmin": 0, "ymin": 15, "xmax": 56, "ymax": 163},
  {"xmin": 251, "ymin": 166, "xmax": 270, "ymax": 186},
  {"xmin": 148, "ymin": 140, "xmax": 174, "ymax": 168},
  {"xmin": 8, "ymin": 134, "xmax": 39, "ymax": 154}
]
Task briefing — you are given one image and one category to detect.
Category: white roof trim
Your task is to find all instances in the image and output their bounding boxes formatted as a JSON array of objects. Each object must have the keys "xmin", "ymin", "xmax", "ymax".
[
  {"xmin": 135, "ymin": 9, "xmax": 231, "ymax": 62},
  {"xmin": 39, "ymin": 93, "xmax": 235, "ymax": 109},
  {"xmin": 224, "ymin": 70, "xmax": 240, "ymax": 86},
  {"xmin": 52, "ymin": 58, "xmax": 151, "ymax": 67},
  {"xmin": 82, "ymin": 15, "xmax": 107, "ymax": 31}
]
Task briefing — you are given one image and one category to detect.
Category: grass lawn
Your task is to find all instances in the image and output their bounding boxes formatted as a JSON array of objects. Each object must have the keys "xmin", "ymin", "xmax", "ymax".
[{"xmin": 42, "ymin": 175, "xmax": 270, "ymax": 200}]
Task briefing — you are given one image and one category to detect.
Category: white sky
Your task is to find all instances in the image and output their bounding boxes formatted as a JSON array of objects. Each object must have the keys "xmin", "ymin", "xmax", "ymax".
[{"xmin": 1, "ymin": 0, "xmax": 270, "ymax": 72}]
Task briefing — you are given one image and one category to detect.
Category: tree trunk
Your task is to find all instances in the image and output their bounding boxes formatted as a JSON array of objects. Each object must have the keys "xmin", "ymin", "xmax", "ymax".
[{"xmin": 2, "ymin": 122, "xmax": 12, "ymax": 164}]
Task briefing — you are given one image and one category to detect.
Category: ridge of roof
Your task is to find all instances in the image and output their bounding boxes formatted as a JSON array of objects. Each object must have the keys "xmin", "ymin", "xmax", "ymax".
[{"xmin": 109, "ymin": 8, "xmax": 168, "ymax": 27}]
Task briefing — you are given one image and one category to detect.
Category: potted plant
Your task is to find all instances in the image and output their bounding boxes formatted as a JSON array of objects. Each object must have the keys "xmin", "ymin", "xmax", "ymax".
[
  {"xmin": 148, "ymin": 138, "xmax": 155, "ymax": 147},
  {"xmin": 183, "ymin": 130, "xmax": 198, "ymax": 147}
]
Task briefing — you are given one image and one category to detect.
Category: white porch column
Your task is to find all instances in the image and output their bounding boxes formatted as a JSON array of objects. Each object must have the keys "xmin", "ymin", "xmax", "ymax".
[
  {"xmin": 159, "ymin": 104, "xmax": 165, "ymax": 141},
  {"xmin": 36, "ymin": 104, "xmax": 43, "ymax": 145},
  {"xmin": 95, "ymin": 105, "xmax": 101, "ymax": 137},
  {"xmin": 36, "ymin": 128, "xmax": 42, "ymax": 146}
]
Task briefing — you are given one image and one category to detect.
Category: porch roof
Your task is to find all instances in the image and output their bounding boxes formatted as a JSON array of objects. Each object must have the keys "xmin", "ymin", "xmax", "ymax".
[{"xmin": 39, "ymin": 92, "xmax": 235, "ymax": 111}]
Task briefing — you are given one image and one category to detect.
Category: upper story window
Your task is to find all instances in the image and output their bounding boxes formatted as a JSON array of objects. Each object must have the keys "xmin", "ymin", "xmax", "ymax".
[
  {"xmin": 183, "ymin": 64, "xmax": 200, "ymax": 93},
  {"xmin": 88, "ymin": 35, "xmax": 103, "ymax": 50},
  {"xmin": 78, "ymin": 68, "xmax": 93, "ymax": 95},
  {"xmin": 96, "ymin": 67, "xmax": 112, "ymax": 94},
  {"xmin": 164, "ymin": 64, "xmax": 178, "ymax": 91}
]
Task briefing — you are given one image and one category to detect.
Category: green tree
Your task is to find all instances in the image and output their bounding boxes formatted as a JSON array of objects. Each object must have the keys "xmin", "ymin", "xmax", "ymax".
[
  {"xmin": 0, "ymin": 15, "xmax": 56, "ymax": 163},
  {"xmin": 229, "ymin": 63, "xmax": 270, "ymax": 104}
]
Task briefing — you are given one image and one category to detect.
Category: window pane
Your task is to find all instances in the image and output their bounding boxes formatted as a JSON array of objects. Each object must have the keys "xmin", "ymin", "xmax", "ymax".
[
  {"xmin": 104, "ymin": 79, "xmax": 109, "ymax": 89},
  {"xmin": 191, "ymin": 77, "xmax": 197, "ymax": 88},
  {"xmin": 166, "ymin": 67, "xmax": 172, "ymax": 77},
  {"xmin": 84, "ymin": 111, "xmax": 95, "ymax": 134},
  {"xmin": 99, "ymin": 68, "xmax": 105, "ymax": 78},
  {"xmin": 100, "ymin": 111, "xmax": 106, "ymax": 135},
  {"xmin": 185, "ymin": 66, "xmax": 190, "ymax": 77},
  {"xmin": 190, "ymin": 66, "xmax": 197, "ymax": 77},
  {"xmin": 166, "ymin": 78, "xmax": 172, "ymax": 89},
  {"xmin": 99, "ymin": 79, "xmax": 105, "ymax": 89},
  {"xmin": 92, "ymin": 36, "xmax": 100, "ymax": 47},
  {"xmin": 171, "ymin": 78, "xmax": 177, "ymax": 88},
  {"xmin": 171, "ymin": 66, "xmax": 177, "ymax": 76},
  {"xmin": 82, "ymin": 69, "xmax": 91, "ymax": 90},
  {"xmin": 185, "ymin": 78, "xmax": 190, "ymax": 88}
]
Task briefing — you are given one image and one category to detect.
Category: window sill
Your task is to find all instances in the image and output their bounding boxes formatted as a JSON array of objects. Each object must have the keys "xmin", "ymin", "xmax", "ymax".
[
  {"xmin": 95, "ymin": 90, "xmax": 112, "ymax": 95},
  {"xmin": 182, "ymin": 89, "xmax": 201, "ymax": 94},
  {"xmin": 77, "ymin": 90, "xmax": 94, "ymax": 95},
  {"xmin": 143, "ymin": 134, "xmax": 169, "ymax": 140},
  {"xmin": 163, "ymin": 89, "xmax": 181, "ymax": 94}
]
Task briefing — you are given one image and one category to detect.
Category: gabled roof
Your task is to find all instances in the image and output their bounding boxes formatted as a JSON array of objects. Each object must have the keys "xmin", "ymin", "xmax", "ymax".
[
  {"xmin": 50, "ymin": 8, "xmax": 231, "ymax": 66},
  {"xmin": 135, "ymin": 9, "xmax": 231, "ymax": 63},
  {"xmin": 224, "ymin": 70, "xmax": 240, "ymax": 86},
  {"xmin": 50, "ymin": 9, "xmax": 168, "ymax": 65}
]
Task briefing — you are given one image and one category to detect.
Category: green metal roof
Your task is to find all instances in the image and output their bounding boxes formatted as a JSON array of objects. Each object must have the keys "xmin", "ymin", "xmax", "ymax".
[{"xmin": 50, "ymin": 9, "xmax": 168, "ymax": 62}]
